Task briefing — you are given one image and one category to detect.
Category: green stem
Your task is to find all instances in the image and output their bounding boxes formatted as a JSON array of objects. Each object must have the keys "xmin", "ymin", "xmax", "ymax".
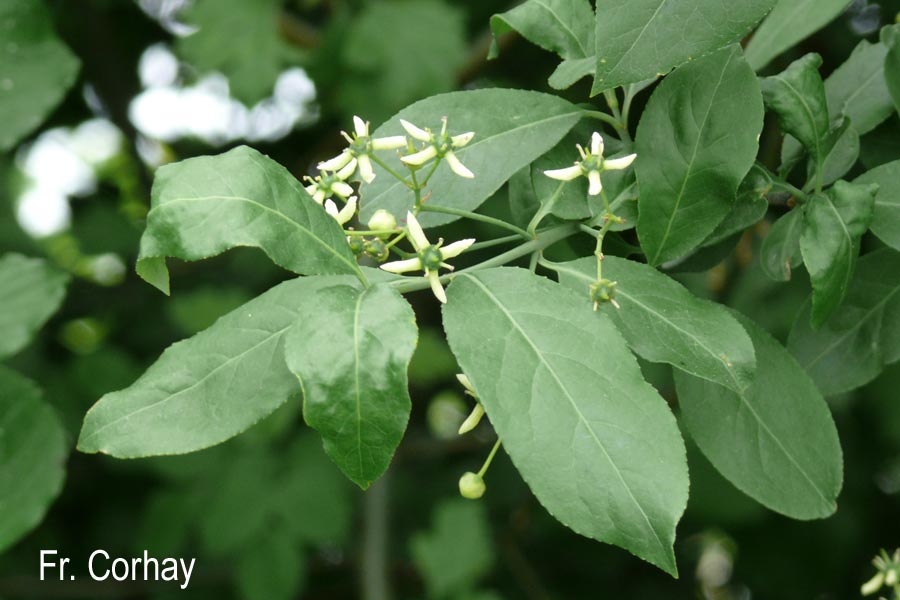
[
  {"xmin": 419, "ymin": 159, "xmax": 442, "ymax": 188},
  {"xmin": 770, "ymin": 178, "xmax": 811, "ymax": 204},
  {"xmin": 409, "ymin": 168, "xmax": 423, "ymax": 210},
  {"xmin": 582, "ymin": 109, "xmax": 622, "ymax": 131},
  {"xmin": 527, "ymin": 180, "xmax": 569, "ymax": 236},
  {"xmin": 468, "ymin": 233, "xmax": 525, "ymax": 252},
  {"xmin": 385, "ymin": 230, "xmax": 407, "ymax": 251},
  {"xmin": 346, "ymin": 229, "xmax": 400, "ymax": 237},
  {"xmin": 389, "ymin": 223, "xmax": 579, "ymax": 294},
  {"xmin": 419, "ymin": 204, "xmax": 530, "ymax": 239},
  {"xmin": 370, "ymin": 155, "xmax": 414, "ymax": 189},
  {"xmin": 361, "ymin": 474, "xmax": 391, "ymax": 600},
  {"xmin": 477, "ymin": 439, "xmax": 503, "ymax": 478}
]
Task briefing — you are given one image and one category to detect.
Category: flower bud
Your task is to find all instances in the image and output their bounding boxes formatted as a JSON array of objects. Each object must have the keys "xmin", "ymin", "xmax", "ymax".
[
  {"xmin": 364, "ymin": 238, "xmax": 390, "ymax": 262},
  {"xmin": 458, "ymin": 472, "xmax": 486, "ymax": 499},
  {"xmin": 348, "ymin": 236, "xmax": 365, "ymax": 255},
  {"xmin": 367, "ymin": 209, "xmax": 397, "ymax": 235}
]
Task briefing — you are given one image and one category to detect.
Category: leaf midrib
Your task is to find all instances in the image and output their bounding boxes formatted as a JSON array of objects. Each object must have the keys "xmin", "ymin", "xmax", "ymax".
[
  {"xmin": 149, "ymin": 194, "xmax": 361, "ymax": 276},
  {"xmin": 461, "ymin": 273, "xmax": 669, "ymax": 559},
  {"xmin": 533, "ymin": 0, "xmax": 589, "ymax": 58}
]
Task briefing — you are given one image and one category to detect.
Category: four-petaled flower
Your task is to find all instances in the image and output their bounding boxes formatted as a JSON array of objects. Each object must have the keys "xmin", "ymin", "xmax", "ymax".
[
  {"xmin": 304, "ymin": 159, "xmax": 356, "ymax": 204},
  {"xmin": 318, "ymin": 116, "xmax": 407, "ymax": 184},
  {"xmin": 400, "ymin": 117, "xmax": 475, "ymax": 179},
  {"xmin": 544, "ymin": 132, "xmax": 636, "ymax": 196},
  {"xmin": 324, "ymin": 196, "xmax": 357, "ymax": 226},
  {"xmin": 380, "ymin": 211, "xmax": 474, "ymax": 303}
]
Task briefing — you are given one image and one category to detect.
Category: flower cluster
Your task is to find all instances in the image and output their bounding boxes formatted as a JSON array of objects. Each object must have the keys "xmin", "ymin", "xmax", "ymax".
[
  {"xmin": 380, "ymin": 212, "xmax": 474, "ymax": 303},
  {"xmin": 861, "ymin": 549, "xmax": 900, "ymax": 597},
  {"xmin": 544, "ymin": 132, "xmax": 636, "ymax": 195}
]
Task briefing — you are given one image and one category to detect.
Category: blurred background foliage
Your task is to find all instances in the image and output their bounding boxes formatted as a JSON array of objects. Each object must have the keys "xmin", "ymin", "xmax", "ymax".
[{"xmin": 2, "ymin": 0, "xmax": 900, "ymax": 598}]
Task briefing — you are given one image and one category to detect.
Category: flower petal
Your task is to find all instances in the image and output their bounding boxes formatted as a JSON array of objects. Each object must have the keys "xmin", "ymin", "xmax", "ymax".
[
  {"xmin": 358, "ymin": 154, "xmax": 376, "ymax": 183},
  {"xmin": 317, "ymin": 149, "xmax": 352, "ymax": 172},
  {"xmin": 451, "ymin": 131, "xmax": 475, "ymax": 147},
  {"xmin": 405, "ymin": 211, "xmax": 430, "ymax": 250},
  {"xmin": 445, "ymin": 150, "xmax": 474, "ymax": 179},
  {"xmin": 353, "ymin": 116, "xmax": 368, "ymax": 138},
  {"xmin": 332, "ymin": 181, "xmax": 355, "ymax": 198},
  {"xmin": 400, "ymin": 145, "xmax": 438, "ymax": 166},
  {"xmin": 588, "ymin": 170, "xmax": 603, "ymax": 196},
  {"xmin": 380, "ymin": 257, "xmax": 422, "ymax": 274},
  {"xmin": 441, "ymin": 238, "xmax": 475, "ymax": 260},
  {"xmin": 604, "ymin": 153, "xmax": 637, "ymax": 171},
  {"xmin": 336, "ymin": 157, "xmax": 358, "ymax": 180},
  {"xmin": 543, "ymin": 164, "xmax": 583, "ymax": 181},
  {"xmin": 400, "ymin": 119, "xmax": 431, "ymax": 142},
  {"xmin": 324, "ymin": 199, "xmax": 339, "ymax": 218},
  {"xmin": 458, "ymin": 403, "xmax": 485, "ymax": 434},
  {"xmin": 591, "ymin": 132, "xmax": 605, "ymax": 158},
  {"xmin": 336, "ymin": 196, "xmax": 357, "ymax": 225},
  {"xmin": 428, "ymin": 270, "xmax": 447, "ymax": 303},
  {"xmin": 371, "ymin": 135, "xmax": 407, "ymax": 150}
]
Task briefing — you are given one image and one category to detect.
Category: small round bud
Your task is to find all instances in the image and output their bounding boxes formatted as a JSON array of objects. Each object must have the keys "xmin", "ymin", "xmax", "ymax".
[
  {"xmin": 367, "ymin": 209, "xmax": 397, "ymax": 235},
  {"xmin": 458, "ymin": 472, "xmax": 486, "ymax": 499},
  {"xmin": 589, "ymin": 278, "xmax": 617, "ymax": 307},
  {"xmin": 348, "ymin": 236, "xmax": 365, "ymax": 255},
  {"xmin": 364, "ymin": 239, "xmax": 390, "ymax": 262}
]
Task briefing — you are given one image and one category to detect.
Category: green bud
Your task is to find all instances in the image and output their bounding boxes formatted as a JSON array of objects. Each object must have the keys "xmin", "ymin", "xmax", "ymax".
[
  {"xmin": 364, "ymin": 238, "xmax": 390, "ymax": 262},
  {"xmin": 367, "ymin": 209, "xmax": 397, "ymax": 236},
  {"xmin": 348, "ymin": 236, "xmax": 366, "ymax": 255},
  {"xmin": 589, "ymin": 278, "xmax": 617, "ymax": 310},
  {"xmin": 458, "ymin": 472, "xmax": 486, "ymax": 499}
]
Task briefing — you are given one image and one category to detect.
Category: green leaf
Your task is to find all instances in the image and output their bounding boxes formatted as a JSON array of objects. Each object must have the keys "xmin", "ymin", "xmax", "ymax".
[
  {"xmin": 745, "ymin": 0, "xmax": 853, "ymax": 71},
  {"xmin": 788, "ymin": 249, "xmax": 900, "ymax": 396},
  {"xmin": 800, "ymin": 181, "xmax": 877, "ymax": 327},
  {"xmin": 0, "ymin": 0, "xmax": 80, "ymax": 151},
  {"xmin": 442, "ymin": 268, "xmax": 688, "ymax": 575},
  {"xmin": 826, "ymin": 37, "xmax": 895, "ymax": 136},
  {"xmin": 884, "ymin": 25, "xmax": 900, "ymax": 117},
  {"xmin": 338, "ymin": 0, "xmax": 467, "ymax": 124},
  {"xmin": 359, "ymin": 89, "xmax": 583, "ymax": 228},
  {"xmin": 78, "ymin": 276, "xmax": 350, "ymax": 457},
  {"xmin": 236, "ymin": 529, "xmax": 305, "ymax": 600},
  {"xmin": 815, "ymin": 118, "xmax": 860, "ymax": 188},
  {"xmin": 137, "ymin": 146, "xmax": 361, "ymax": 295},
  {"xmin": 0, "ymin": 367, "xmax": 68, "ymax": 552},
  {"xmin": 591, "ymin": 0, "xmax": 776, "ymax": 94},
  {"xmin": 703, "ymin": 165, "xmax": 771, "ymax": 247},
  {"xmin": 855, "ymin": 159, "xmax": 900, "ymax": 250},
  {"xmin": 760, "ymin": 209, "xmax": 804, "ymax": 281},
  {"xmin": 411, "ymin": 499, "xmax": 494, "ymax": 599},
  {"xmin": 0, "ymin": 253, "xmax": 69, "ymax": 360},
  {"xmin": 761, "ymin": 54, "xmax": 830, "ymax": 167},
  {"xmin": 674, "ymin": 312, "xmax": 843, "ymax": 519},
  {"xmin": 635, "ymin": 45, "xmax": 764, "ymax": 266},
  {"xmin": 554, "ymin": 257, "xmax": 756, "ymax": 393},
  {"xmin": 284, "ymin": 283, "xmax": 417, "ymax": 489},
  {"xmin": 489, "ymin": 0, "xmax": 595, "ymax": 90},
  {"xmin": 176, "ymin": 0, "xmax": 291, "ymax": 105}
]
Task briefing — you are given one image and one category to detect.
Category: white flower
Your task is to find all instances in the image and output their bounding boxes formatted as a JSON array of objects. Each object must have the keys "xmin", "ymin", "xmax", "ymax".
[
  {"xmin": 543, "ymin": 132, "xmax": 636, "ymax": 196},
  {"xmin": 317, "ymin": 115, "xmax": 407, "ymax": 184},
  {"xmin": 379, "ymin": 211, "xmax": 474, "ymax": 303},
  {"xmin": 304, "ymin": 161, "xmax": 356, "ymax": 204},
  {"xmin": 324, "ymin": 195, "xmax": 357, "ymax": 226},
  {"xmin": 399, "ymin": 117, "xmax": 475, "ymax": 179}
]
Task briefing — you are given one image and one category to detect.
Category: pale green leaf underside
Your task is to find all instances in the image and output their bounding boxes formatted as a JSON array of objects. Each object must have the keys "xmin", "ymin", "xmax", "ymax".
[
  {"xmin": 636, "ymin": 45, "xmax": 764, "ymax": 266},
  {"xmin": 0, "ymin": 253, "xmax": 69, "ymax": 360},
  {"xmin": 443, "ymin": 268, "xmax": 688, "ymax": 575},
  {"xmin": 285, "ymin": 284, "xmax": 417, "ymax": 489},
  {"xmin": 78, "ymin": 276, "xmax": 354, "ymax": 457},
  {"xmin": 675, "ymin": 312, "xmax": 843, "ymax": 520},
  {"xmin": 745, "ymin": 0, "xmax": 853, "ymax": 71},
  {"xmin": 760, "ymin": 208, "xmax": 804, "ymax": 281},
  {"xmin": 554, "ymin": 256, "xmax": 756, "ymax": 393},
  {"xmin": 592, "ymin": 0, "xmax": 776, "ymax": 94},
  {"xmin": 789, "ymin": 249, "xmax": 900, "ymax": 396},
  {"xmin": 137, "ymin": 146, "xmax": 360, "ymax": 295},
  {"xmin": 0, "ymin": 0, "xmax": 80, "ymax": 151},
  {"xmin": 360, "ymin": 89, "xmax": 583, "ymax": 228},
  {"xmin": 0, "ymin": 366, "xmax": 68, "ymax": 552}
]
